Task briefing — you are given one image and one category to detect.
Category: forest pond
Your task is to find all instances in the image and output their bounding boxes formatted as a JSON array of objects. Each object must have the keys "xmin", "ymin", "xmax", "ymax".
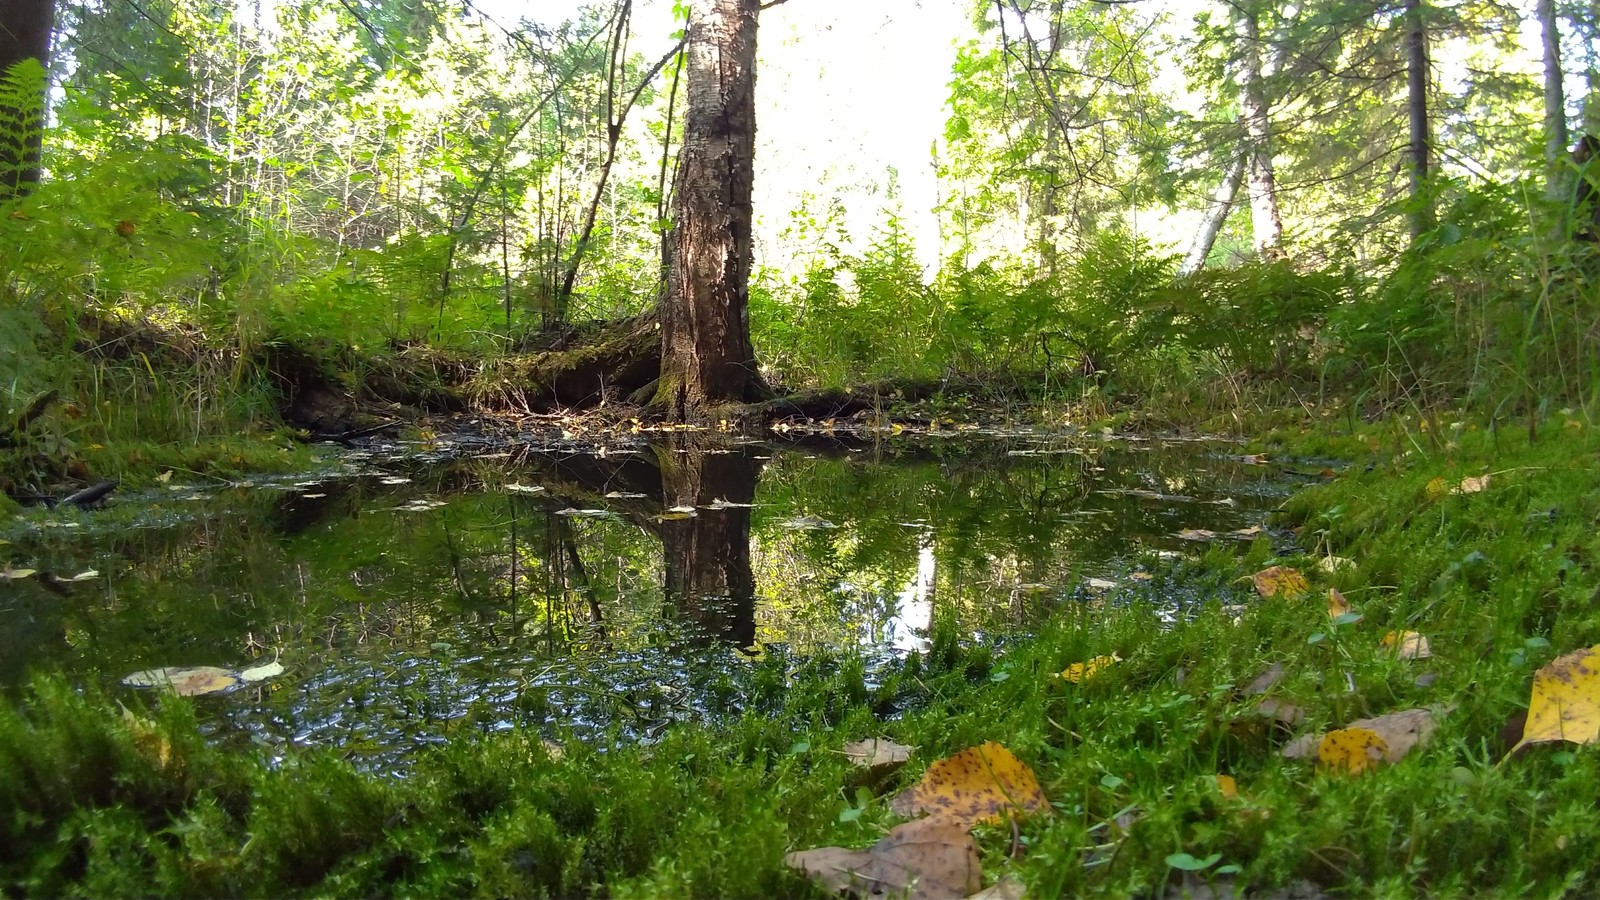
[{"xmin": 0, "ymin": 427, "xmax": 1317, "ymax": 768}]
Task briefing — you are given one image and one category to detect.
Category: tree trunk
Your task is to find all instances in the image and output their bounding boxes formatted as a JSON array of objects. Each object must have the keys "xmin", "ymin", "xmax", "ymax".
[
  {"xmin": 0, "ymin": 0, "xmax": 54, "ymax": 199},
  {"xmin": 1238, "ymin": 6, "xmax": 1283, "ymax": 255},
  {"xmin": 1181, "ymin": 153, "xmax": 1247, "ymax": 275},
  {"xmin": 1404, "ymin": 0, "xmax": 1433, "ymax": 240},
  {"xmin": 1538, "ymin": 0, "xmax": 1568, "ymax": 200},
  {"xmin": 655, "ymin": 0, "xmax": 765, "ymax": 418}
]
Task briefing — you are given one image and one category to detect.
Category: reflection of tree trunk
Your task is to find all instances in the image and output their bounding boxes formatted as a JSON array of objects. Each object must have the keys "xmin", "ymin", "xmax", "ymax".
[
  {"xmin": 657, "ymin": 438, "xmax": 762, "ymax": 647},
  {"xmin": 553, "ymin": 512, "xmax": 605, "ymax": 632}
]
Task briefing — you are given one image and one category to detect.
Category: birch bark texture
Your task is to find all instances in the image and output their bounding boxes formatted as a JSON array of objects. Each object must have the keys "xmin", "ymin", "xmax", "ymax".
[{"xmin": 656, "ymin": 0, "xmax": 764, "ymax": 417}]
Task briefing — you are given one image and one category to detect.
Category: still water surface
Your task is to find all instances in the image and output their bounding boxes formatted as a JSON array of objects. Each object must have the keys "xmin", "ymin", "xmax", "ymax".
[{"xmin": 0, "ymin": 429, "xmax": 1310, "ymax": 767}]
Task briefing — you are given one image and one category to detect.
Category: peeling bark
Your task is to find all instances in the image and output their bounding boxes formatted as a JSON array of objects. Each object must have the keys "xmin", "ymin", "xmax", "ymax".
[
  {"xmin": 1181, "ymin": 154, "xmax": 1247, "ymax": 275},
  {"xmin": 1238, "ymin": 5, "xmax": 1283, "ymax": 255}
]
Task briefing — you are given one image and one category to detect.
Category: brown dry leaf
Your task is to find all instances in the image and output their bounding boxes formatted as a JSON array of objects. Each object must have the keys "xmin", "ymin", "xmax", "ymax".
[
  {"xmin": 785, "ymin": 817, "xmax": 982, "ymax": 900},
  {"xmin": 1513, "ymin": 645, "xmax": 1600, "ymax": 753},
  {"xmin": 1060, "ymin": 654, "xmax": 1119, "ymax": 684},
  {"xmin": 1317, "ymin": 727, "xmax": 1388, "ymax": 774},
  {"xmin": 1382, "ymin": 630, "xmax": 1432, "ymax": 659},
  {"xmin": 1256, "ymin": 697, "xmax": 1306, "ymax": 727},
  {"xmin": 1327, "ymin": 588, "xmax": 1351, "ymax": 619},
  {"xmin": 889, "ymin": 742, "xmax": 1050, "ymax": 828},
  {"xmin": 1251, "ymin": 566, "xmax": 1308, "ymax": 600},
  {"xmin": 1232, "ymin": 525, "xmax": 1265, "ymax": 538},
  {"xmin": 1177, "ymin": 528, "xmax": 1218, "ymax": 541},
  {"xmin": 1239, "ymin": 663, "xmax": 1285, "ymax": 698},
  {"xmin": 1454, "ymin": 474, "xmax": 1491, "ymax": 495},
  {"xmin": 843, "ymin": 738, "xmax": 915, "ymax": 770},
  {"xmin": 1348, "ymin": 707, "xmax": 1441, "ymax": 762}
]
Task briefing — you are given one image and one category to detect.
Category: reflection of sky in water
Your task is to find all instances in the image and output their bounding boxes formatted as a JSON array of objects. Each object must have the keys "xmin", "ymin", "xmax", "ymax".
[{"xmin": 2, "ymin": 435, "xmax": 1313, "ymax": 768}]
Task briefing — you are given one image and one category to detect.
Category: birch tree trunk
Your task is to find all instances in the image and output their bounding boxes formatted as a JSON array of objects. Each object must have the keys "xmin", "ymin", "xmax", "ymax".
[
  {"xmin": 1238, "ymin": 6, "xmax": 1283, "ymax": 255},
  {"xmin": 655, "ymin": 0, "xmax": 767, "ymax": 418},
  {"xmin": 1537, "ymin": 0, "xmax": 1568, "ymax": 200},
  {"xmin": 1181, "ymin": 154, "xmax": 1247, "ymax": 275},
  {"xmin": 0, "ymin": 0, "xmax": 54, "ymax": 199}
]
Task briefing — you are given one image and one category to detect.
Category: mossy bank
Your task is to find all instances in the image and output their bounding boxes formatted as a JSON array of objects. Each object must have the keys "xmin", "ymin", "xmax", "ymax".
[{"xmin": 5, "ymin": 414, "xmax": 1600, "ymax": 897}]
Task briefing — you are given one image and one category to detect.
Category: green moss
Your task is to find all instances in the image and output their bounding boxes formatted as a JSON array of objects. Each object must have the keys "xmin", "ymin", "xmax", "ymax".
[{"xmin": 6, "ymin": 417, "xmax": 1600, "ymax": 896}]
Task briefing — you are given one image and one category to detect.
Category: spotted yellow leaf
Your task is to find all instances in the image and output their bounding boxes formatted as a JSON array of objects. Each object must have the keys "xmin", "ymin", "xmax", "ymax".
[
  {"xmin": 1251, "ymin": 566, "xmax": 1308, "ymax": 600},
  {"xmin": 1513, "ymin": 645, "xmax": 1600, "ymax": 752},
  {"xmin": 1318, "ymin": 726, "xmax": 1389, "ymax": 774},
  {"xmin": 1060, "ymin": 653, "xmax": 1119, "ymax": 683},
  {"xmin": 889, "ymin": 742, "xmax": 1050, "ymax": 828}
]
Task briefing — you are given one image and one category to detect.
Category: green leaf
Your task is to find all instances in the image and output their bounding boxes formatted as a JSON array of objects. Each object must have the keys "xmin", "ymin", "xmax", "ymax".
[{"xmin": 1166, "ymin": 852, "xmax": 1222, "ymax": 871}]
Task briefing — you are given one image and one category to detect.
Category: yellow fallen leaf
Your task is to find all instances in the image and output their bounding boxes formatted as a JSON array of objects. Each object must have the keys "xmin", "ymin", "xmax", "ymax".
[
  {"xmin": 1286, "ymin": 707, "xmax": 1441, "ymax": 766},
  {"xmin": 1317, "ymin": 556, "xmax": 1355, "ymax": 575},
  {"xmin": 1318, "ymin": 726, "xmax": 1388, "ymax": 774},
  {"xmin": 1251, "ymin": 566, "xmax": 1308, "ymax": 600},
  {"xmin": 1327, "ymin": 588, "xmax": 1351, "ymax": 618},
  {"xmin": 889, "ymin": 742, "xmax": 1050, "ymax": 828},
  {"xmin": 1513, "ymin": 645, "xmax": 1600, "ymax": 752},
  {"xmin": 1060, "ymin": 653, "xmax": 1119, "ymax": 683},
  {"xmin": 1382, "ymin": 630, "xmax": 1432, "ymax": 659},
  {"xmin": 1424, "ymin": 477, "xmax": 1449, "ymax": 500},
  {"xmin": 1214, "ymin": 774, "xmax": 1239, "ymax": 799},
  {"xmin": 122, "ymin": 666, "xmax": 239, "ymax": 696}
]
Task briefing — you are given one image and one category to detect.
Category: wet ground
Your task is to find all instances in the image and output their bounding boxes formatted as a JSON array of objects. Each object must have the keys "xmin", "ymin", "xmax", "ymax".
[{"xmin": 0, "ymin": 422, "xmax": 1324, "ymax": 768}]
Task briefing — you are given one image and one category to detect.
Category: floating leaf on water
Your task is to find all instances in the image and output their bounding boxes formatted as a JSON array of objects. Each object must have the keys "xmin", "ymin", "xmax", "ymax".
[
  {"xmin": 3, "ymin": 567, "xmax": 38, "ymax": 580},
  {"xmin": 378, "ymin": 476, "xmax": 412, "ymax": 485},
  {"xmin": 842, "ymin": 737, "xmax": 915, "ymax": 770},
  {"xmin": 783, "ymin": 515, "xmax": 836, "ymax": 530},
  {"xmin": 785, "ymin": 817, "xmax": 982, "ymax": 900},
  {"xmin": 1176, "ymin": 528, "xmax": 1217, "ymax": 541},
  {"xmin": 1251, "ymin": 566, "xmax": 1308, "ymax": 600},
  {"xmin": 665, "ymin": 505, "xmax": 698, "ymax": 515},
  {"xmin": 1327, "ymin": 588, "xmax": 1352, "ymax": 618},
  {"xmin": 1085, "ymin": 577, "xmax": 1119, "ymax": 591},
  {"xmin": 1232, "ymin": 525, "xmax": 1265, "ymax": 538},
  {"xmin": 505, "ymin": 484, "xmax": 545, "ymax": 494},
  {"xmin": 604, "ymin": 491, "xmax": 648, "ymax": 499},
  {"xmin": 1060, "ymin": 654, "xmax": 1119, "ymax": 683},
  {"xmin": 889, "ymin": 741, "xmax": 1050, "ymax": 828},
  {"xmin": 704, "ymin": 498, "xmax": 756, "ymax": 509},
  {"xmin": 122, "ymin": 666, "xmax": 239, "ymax": 696},
  {"xmin": 655, "ymin": 510, "xmax": 696, "ymax": 521},
  {"xmin": 1513, "ymin": 645, "xmax": 1600, "ymax": 753},
  {"xmin": 55, "ymin": 569, "xmax": 100, "ymax": 583},
  {"xmin": 556, "ymin": 508, "xmax": 612, "ymax": 518},
  {"xmin": 1130, "ymin": 571, "xmax": 1153, "ymax": 582},
  {"xmin": 1382, "ymin": 630, "xmax": 1432, "ymax": 659},
  {"xmin": 238, "ymin": 659, "xmax": 284, "ymax": 683}
]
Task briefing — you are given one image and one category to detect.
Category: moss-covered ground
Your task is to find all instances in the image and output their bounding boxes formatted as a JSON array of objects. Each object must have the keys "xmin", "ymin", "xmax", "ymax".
[{"xmin": 4, "ymin": 413, "xmax": 1600, "ymax": 897}]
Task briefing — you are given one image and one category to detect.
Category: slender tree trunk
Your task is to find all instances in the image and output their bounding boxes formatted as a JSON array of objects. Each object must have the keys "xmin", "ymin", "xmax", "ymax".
[
  {"xmin": 1405, "ymin": 0, "xmax": 1433, "ymax": 240},
  {"xmin": 1538, "ymin": 0, "xmax": 1568, "ymax": 200},
  {"xmin": 655, "ymin": 0, "xmax": 766, "ymax": 417},
  {"xmin": 1238, "ymin": 6, "xmax": 1283, "ymax": 255},
  {"xmin": 0, "ymin": 0, "xmax": 54, "ymax": 199},
  {"xmin": 1181, "ymin": 153, "xmax": 1247, "ymax": 275}
]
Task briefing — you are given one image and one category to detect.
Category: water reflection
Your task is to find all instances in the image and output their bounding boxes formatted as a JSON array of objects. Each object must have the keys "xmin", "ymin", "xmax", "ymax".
[{"xmin": 0, "ymin": 432, "xmax": 1310, "ymax": 765}]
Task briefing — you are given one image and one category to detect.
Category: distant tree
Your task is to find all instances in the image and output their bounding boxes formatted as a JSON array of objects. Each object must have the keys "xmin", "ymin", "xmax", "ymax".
[
  {"xmin": 1536, "ymin": 0, "xmax": 1567, "ymax": 200},
  {"xmin": 0, "ymin": 0, "xmax": 54, "ymax": 198}
]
